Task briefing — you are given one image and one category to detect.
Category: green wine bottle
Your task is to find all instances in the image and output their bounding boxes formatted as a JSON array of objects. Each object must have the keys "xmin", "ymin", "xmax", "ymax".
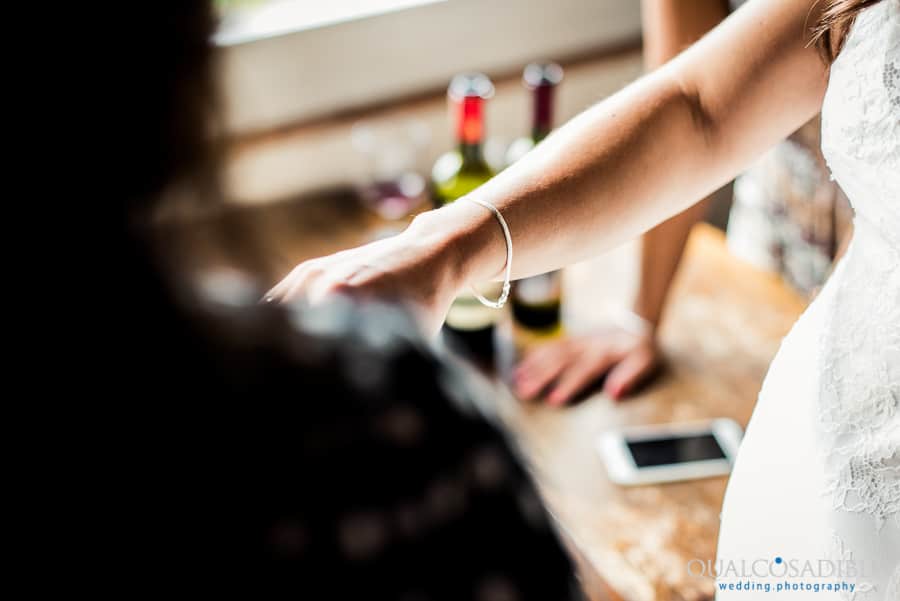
[
  {"xmin": 507, "ymin": 63, "xmax": 564, "ymax": 334},
  {"xmin": 432, "ymin": 73, "xmax": 500, "ymax": 361}
]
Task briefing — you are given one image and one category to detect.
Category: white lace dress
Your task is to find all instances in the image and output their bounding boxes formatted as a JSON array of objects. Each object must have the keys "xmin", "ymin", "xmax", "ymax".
[{"xmin": 716, "ymin": 2, "xmax": 899, "ymax": 599}]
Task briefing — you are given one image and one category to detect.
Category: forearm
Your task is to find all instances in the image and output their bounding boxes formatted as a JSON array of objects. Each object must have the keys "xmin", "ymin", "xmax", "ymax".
[
  {"xmin": 417, "ymin": 76, "xmax": 729, "ymax": 284},
  {"xmin": 634, "ymin": 200, "xmax": 710, "ymax": 327},
  {"xmin": 632, "ymin": 0, "xmax": 727, "ymax": 328},
  {"xmin": 412, "ymin": 0, "xmax": 828, "ymax": 293}
]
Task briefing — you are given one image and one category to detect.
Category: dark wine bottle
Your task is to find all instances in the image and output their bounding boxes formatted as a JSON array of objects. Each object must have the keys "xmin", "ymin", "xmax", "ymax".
[
  {"xmin": 507, "ymin": 63, "xmax": 564, "ymax": 334},
  {"xmin": 432, "ymin": 73, "xmax": 500, "ymax": 361}
]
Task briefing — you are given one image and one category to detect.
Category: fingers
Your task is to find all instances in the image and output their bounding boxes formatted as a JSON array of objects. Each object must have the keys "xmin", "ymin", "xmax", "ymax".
[
  {"xmin": 264, "ymin": 263, "xmax": 312, "ymax": 303},
  {"xmin": 515, "ymin": 341, "xmax": 567, "ymax": 379},
  {"xmin": 264, "ymin": 261, "xmax": 334, "ymax": 304},
  {"xmin": 603, "ymin": 344, "xmax": 658, "ymax": 401},
  {"xmin": 262, "ymin": 278, "xmax": 288, "ymax": 303},
  {"xmin": 545, "ymin": 349, "xmax": 617, "ymax": 406},
  {"xmin": 514, "ymin": 342, "xmax": 572, "ymax": 401}
]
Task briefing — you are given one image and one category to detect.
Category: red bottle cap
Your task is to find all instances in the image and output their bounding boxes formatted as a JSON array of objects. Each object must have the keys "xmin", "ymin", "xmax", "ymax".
[
  {"xmin": 448, "ymin": 73, "xmax": 494, "ymax": 144},
  {"xmin": 524, "ymin": 63, "xmax": 563, "ymax": 135}
]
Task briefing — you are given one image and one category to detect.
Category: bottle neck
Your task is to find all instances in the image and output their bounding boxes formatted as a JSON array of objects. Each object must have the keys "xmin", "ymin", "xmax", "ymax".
[
  {"xmin": 456, "ymin": 96, "xmax": 486, "ymax": 163},
  {"xmin": 531, "ymin": 84, "xmax": 555, "ymax": 142},
  {"xmin": 458, "ymin": 142, "xmax": 485, "ymax": 164}
]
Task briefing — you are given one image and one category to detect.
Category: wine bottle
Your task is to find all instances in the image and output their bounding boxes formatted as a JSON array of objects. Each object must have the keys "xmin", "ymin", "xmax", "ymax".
[
  {"xmin": 507, "ymin": 63, "xmax": 564, "ymax": 334},
  {"xmin": 432, "ymin": 73, "xmax": 500, "ymax": 361}
]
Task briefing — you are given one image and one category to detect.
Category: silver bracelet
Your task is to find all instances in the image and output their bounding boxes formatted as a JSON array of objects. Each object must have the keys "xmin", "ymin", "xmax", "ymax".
[{"xmin": 463, "ymin": 196, "xmax": 513, "ymax": 309}]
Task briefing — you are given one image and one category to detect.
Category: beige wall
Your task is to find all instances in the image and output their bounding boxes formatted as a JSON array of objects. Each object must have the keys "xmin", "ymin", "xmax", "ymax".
[
  {"xmin": 218, "ymin": 0, "xmax": 641, "ymax": 135},
  {"xmin": 226, "ymin": 49, "xmax": 643, "ymax": 204}
]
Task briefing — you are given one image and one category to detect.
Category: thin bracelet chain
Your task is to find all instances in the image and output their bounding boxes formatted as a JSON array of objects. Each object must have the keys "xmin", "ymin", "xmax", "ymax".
[{"xmin": 463, "ymin": 196, "xmax": 513, "ymax": 309}]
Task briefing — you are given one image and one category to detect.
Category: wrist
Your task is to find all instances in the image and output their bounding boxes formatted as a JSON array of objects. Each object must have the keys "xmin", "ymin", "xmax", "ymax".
[
  {"xmin": 631, "ymin": 296, "xmax": 663, "ymax": 334},
  {"xmin": 608, "ymin": 306, "xmax": 656, "ymax": 338},
  {"xmin": 408, "ymin": 200, "xmax": 507, "ymax": 292}
]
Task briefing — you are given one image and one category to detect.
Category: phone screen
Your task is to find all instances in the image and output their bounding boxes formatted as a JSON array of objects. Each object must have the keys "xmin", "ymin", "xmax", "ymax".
[{"xmin": 626, "ymin": 433, "xmax": 726, "ymax": 467}]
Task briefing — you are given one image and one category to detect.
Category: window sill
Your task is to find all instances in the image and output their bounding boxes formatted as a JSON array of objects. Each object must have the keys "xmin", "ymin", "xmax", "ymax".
[{"xmin": 225, "ymin": 46, "xmax": 643, "ymax": 204}]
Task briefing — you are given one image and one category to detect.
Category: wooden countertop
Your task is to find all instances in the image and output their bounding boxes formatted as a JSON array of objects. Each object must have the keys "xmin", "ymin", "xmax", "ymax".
[
  {"xmin": 167, "ymin": 196, "xmax": 806, "ymax": 601},
  {"xmin": 492, "ymin": 223, "xmax": 806, "ymax": 601}
]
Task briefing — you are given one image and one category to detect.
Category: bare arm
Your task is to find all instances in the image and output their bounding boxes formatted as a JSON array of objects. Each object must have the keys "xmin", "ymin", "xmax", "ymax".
[
  {"xmin": 268, "ymin": 0, "xmax": 830, "ymax": 334},
  {"xmin": 422, "ymin": 0, "xmax": 830, "ymax": 287},
  {"xmin": 635, "ymin": 0, "xmax": 729, "ymax": 328},
  {"xmin": 512, "ymin": 0, "xmax": 733, "ymax": 405}
]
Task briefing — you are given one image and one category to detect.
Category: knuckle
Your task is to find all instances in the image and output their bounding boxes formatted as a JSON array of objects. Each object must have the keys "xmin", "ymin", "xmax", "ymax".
[{"xmin": 326, "ymin": 280, "xmax": 355, "ymax": 296}]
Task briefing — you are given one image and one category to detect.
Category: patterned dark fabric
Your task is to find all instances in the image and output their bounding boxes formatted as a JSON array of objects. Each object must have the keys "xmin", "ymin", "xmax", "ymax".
[{"xmin": 114, "ymin": 236, "xmax": 577, "ymax": 600}]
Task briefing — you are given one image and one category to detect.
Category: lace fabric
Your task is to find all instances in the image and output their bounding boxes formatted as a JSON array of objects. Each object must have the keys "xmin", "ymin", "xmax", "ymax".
[
  {"xmin": 718, "ymin": 4, "xmax": 900, "ymax": 600},
  {"xmin": 827, "ymin": 531, "xmax": 877, "ymax": 600},
  {"xmin": 821, "ymin": 0, "xmax": 900, "ymax": 248},
  {"xmin": 707, "ymin": 2, "xmax": 900, "ymax": 598},
  {"xmin": 887, "ymin": 564, "xmax": 900, "ymax": 599},
  {"xmin": 816, "ymin": 1, "xmax": 900, "ymax": 598}
]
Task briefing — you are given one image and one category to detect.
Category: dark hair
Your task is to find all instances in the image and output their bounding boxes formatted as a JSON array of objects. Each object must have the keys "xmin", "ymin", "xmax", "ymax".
[
  {"xmin": 812, "ymin": 0, "xmax": 883, "ymax": 62},
  {"xmin": 115, "ymin": 2, "xmax": 272, "ymax": 281},
  {"xmin": 114, "ymin": 1, "xmax": 221, "ymax": 220}
]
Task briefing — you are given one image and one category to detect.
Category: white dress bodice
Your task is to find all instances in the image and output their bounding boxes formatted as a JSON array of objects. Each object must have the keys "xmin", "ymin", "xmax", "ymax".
[
  {"xmin": 817, "ymin": 0, "xmax": 900, "ymax": 595},
  {"xmin": 716, "ymin": 2, "xmax": 899, "ymax": 599},
  {"xmin": 821, "ymin": 0, "xmax": 900, "ymax": 247}
]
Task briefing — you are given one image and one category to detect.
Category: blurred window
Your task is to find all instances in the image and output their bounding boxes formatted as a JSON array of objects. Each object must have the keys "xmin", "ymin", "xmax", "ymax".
[
  {"xmin": 215, "ymin": 0, "xmax": 443, "ymax": 45},
  {"xmin": 217, "ymin": 0, "xmax": 640, "ymax": 134}
]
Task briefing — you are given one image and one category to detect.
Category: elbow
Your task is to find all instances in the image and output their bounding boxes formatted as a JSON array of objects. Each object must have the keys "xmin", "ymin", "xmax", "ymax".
[{"xmin": 675, "ymin": 80, "xmax": 720, "ymax": 152}]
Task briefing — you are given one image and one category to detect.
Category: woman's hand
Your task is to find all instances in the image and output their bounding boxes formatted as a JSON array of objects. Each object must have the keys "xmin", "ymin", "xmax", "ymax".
[
  {"xmin": 513, "ymin": 325, "xmax": 661, "ymax": 405},
  {"xmin": 264, "ymin": 205, "xmax": 506, "ymax": 335},
  {"xmin": 264, "ymin": 224, "xmax": 455, "ymax": 334}
]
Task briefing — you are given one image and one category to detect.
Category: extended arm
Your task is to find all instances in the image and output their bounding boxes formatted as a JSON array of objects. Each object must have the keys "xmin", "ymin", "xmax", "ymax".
[
  {"xmin": 268, "ymin": 0, "xmax": 830, "ymax": 335},
  {"xmin": 428, "ymin": 0, "xmax": 830, "ymax": 286}
]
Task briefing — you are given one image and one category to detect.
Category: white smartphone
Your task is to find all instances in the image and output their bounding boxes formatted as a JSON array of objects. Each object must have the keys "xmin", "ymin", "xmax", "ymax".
[{"xmin": 596, "ymin": 419, "xmax": 743, "ymax": 486}]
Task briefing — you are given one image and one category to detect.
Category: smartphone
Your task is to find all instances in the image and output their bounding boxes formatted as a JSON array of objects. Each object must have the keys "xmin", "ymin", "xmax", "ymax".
[{"xmin": 596, "ymin": 419, "xmax": 743, "ymax": 486}]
